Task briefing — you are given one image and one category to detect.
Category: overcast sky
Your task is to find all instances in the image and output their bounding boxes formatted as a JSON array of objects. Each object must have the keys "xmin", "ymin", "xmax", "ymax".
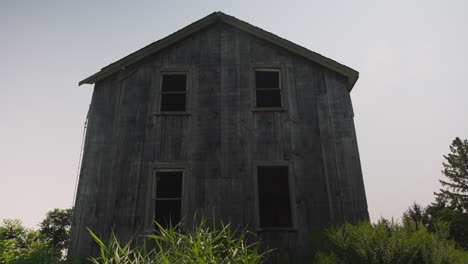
[{"xmin": 1, "ymin": 0, "xmax": 467, "ymax": 228}]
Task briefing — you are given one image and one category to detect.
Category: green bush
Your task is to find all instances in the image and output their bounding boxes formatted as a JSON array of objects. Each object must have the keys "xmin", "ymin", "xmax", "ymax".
[
  {"xmin": 1, "ymin": 208, "xmax": 74, "ymax": 264},
  {"xmin": 312, "ymin": 218, "xmax": 468, "ymax": 264},
  {"xmin": 88, "ymin": 218, "xmax": 271, "ymax": 264},
  {"xmin": 0, "ymin": 219, "xmax": 61, "ymax": 264}
]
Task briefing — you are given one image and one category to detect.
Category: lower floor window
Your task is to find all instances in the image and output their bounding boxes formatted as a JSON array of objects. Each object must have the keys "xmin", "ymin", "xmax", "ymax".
[
  {"xmin": 154, "ymin": 171, "xmax": 183, "ymax": 228},
  {"xmin": 257, "ymin": 166, "xmax": 292, "ymax": 228}
]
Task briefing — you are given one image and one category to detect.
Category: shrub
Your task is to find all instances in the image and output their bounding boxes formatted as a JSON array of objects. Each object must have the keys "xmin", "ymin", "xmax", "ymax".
[{"xmin": 312, "ymin": 218, "xmax": 468, "ymax": 264}]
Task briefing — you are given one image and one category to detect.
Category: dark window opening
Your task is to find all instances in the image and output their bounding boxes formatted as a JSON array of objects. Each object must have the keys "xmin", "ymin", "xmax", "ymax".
[
  {"xmin": 154, "ymin": 200, "xmax": 181, "ymax": 228},
  {"xmin": 160, "ymin": 74, "xmax": 187, "ymax": 112},
  {"xmin": 255, "ymin": 70, "xmax": 282, "ymax": 108},
  {"xmin": 160, "ymin": 94, "xmax": 186, "ymax": 112},
  {"xmin": 162, "ymin": 75, "xmax": 187, "ymax": 91},
  {"xmin": 256, "ymin": 90, "xmax": 282, "ymax": 107},
  {"xmin": 257, "ymin": 166, "xmax": 292, "ymax": 228},
  {"xmin": 154, "ymin": 171, "xmax": 183, "ymax": 228},
  {"xmin": 256, "ymin": 71, "xmax": 279, "ymax": 89}
]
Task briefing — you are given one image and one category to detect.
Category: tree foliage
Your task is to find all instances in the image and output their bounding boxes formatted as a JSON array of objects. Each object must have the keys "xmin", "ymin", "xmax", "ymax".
[
  {"xmin": 403, "ymin": 202, "xmax": 430, "ymax": 229},
  {"xmin": 435, "ymin": 137, "xmax": 468, "ymax": 211},
  {"xmin": 0, "ymin": 208, "xmax": 73, "ymax": 264},
  {"xmin": 420, "ymin": 137, "xmax": 468, "ymax": 249},
  {"xmin": 402, "ymin": 202, "xmax": 468, "ymax": 249},
  {"xmin": 426, "ymin": 199, "xmax": 468, "ymax": 249},
  {"xmin": 39, "ymin": 208, "xmax": 73, "ymax": 253},
  {"xmin": 0, "ymin": 219, "xmax": 60, "ymax": 264}
]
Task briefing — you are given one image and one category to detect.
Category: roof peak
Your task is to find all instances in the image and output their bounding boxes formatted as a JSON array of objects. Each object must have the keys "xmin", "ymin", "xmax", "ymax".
[{"xmin": 80, "ymin": 11, "xmax": 358, "ymax": 90}]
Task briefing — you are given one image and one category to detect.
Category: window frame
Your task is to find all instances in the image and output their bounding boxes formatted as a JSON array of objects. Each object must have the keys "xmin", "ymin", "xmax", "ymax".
[
  {"xmin": 144, "ymin": 162, "xmax": 189, "ymax": 233},
  {"xmin": 156, "ymin": 69, "xmax": 190, "ymax": 115},
  {"xmin": 152, "ymin": 169, "xmax": 184, "ymax": 228},
  {"xmin": 252, "ymin": 67, "xmax": 288, "ymax": 112},
  {"xmin": 253, "ymin": 161, "xmax": 297, "ymax": 231}
]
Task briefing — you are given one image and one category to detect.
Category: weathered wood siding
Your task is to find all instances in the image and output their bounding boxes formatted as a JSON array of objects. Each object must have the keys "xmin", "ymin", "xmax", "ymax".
[{"xmin": 70, "ymin": 22, "xmax": 368, "ymax": 263}]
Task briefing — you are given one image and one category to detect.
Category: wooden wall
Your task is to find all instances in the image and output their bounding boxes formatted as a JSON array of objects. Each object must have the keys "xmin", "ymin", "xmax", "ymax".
[{"xmin": 69, "ymin": 22, "xmax": 368, "ymax": 263}]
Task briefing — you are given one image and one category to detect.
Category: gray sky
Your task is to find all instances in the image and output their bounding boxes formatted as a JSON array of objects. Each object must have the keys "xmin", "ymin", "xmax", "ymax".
[{"xmin": 1, "ymin": 0, "xmax": 467, "ymax": 228}]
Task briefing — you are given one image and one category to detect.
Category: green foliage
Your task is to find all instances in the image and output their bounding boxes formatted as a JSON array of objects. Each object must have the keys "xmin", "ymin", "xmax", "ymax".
[
  {"xmin": 402, "ymin": 138, "xmax": 468, "ymax": 250},
  {"xmin": 88, "ymin": 218, "xmax": 271, "ymax": 264},
  {"xmin": 435, "ymin": 137, "xmax": 468, "ymax": 211},
  {"xmin": 7, "ymin": 239, "xmax": 63, "ymax": 264},
  {"xmin": 426, "ymin": 200, "xmax": 468, "ymax": 249},
  {"xmin": 429, "ymin": 137, "xmax": 468, "ymax": 249},
  {"xmin": 0, "ymin": 208, "xmax": 74, "ymax": 264},
  {"xmin": 311, "ymin": 251, "xmax": 344, "ymax": 264},
  {"xmin": 312, "ymin": 219, "xmax": 468, "ymax": 264},
  {"xmin": 0, "ymin": 219, "xmax": 61, "ymax": 264},
  {"xmin": 39, "ymin": 208, "xmax": 73, "ymax": 253},
  {"xmin": 403, "ymin": 202, "xmax": 430, "ymax": 229}
]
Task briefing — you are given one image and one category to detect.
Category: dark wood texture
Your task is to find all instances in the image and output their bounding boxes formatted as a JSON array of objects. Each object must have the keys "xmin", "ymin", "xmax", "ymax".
[{"xmin": 70, "ymin": 22, "xmax": 368, "ymax": 263}]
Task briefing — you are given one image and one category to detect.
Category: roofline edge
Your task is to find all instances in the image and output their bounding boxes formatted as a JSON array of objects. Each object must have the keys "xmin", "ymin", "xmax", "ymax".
[{"xmin": 78, "ymin": 12, "xmax": 359, "ymax": 91}]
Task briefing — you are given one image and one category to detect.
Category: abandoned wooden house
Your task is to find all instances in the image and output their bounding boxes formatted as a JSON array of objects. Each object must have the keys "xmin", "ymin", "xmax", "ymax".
[{"xmin": 69, "ymin": 12, "xmax": 368, "ymax": 262}]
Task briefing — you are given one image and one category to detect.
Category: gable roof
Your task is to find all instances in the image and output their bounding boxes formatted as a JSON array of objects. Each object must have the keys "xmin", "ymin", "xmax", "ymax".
[{"xmin": 79, "ymin": 12, "xmax": 359, "ymax": 90}]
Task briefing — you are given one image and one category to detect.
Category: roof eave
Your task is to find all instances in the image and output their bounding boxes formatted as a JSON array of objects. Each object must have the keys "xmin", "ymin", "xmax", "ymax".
[
  {"xmin": 218, "ymin": 14, "xmax": 359, "ymax": 91},
  {"xmin": 79, "ymin": 12, "xmax": 359, "ymax": 91},
  {"xmin": 79, "ymin": 12, "xmax": 223, "ymax": 86}
]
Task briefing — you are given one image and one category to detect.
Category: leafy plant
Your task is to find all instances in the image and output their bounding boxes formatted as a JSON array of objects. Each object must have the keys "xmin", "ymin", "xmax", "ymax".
[
  {"xmin": 312, "ymin": 219, "xmax": 468, "ymax": 264},
  {"xmin": 88, "ymin": 217, "xmax": 271, "ymax": 264}
]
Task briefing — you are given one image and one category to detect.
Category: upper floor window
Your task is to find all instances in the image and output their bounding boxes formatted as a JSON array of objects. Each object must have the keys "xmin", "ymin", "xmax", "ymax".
[
  {"xmin": 160, "ymin": 73, "xmax": 187, "ymax": 112},
  {"xmin": 255, "ymin": 69, "xmax": 282, "ymax": 108}
]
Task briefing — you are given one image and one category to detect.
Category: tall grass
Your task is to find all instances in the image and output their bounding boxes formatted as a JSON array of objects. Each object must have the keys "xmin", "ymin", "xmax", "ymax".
[
  {"xmin": 312, "ymin": 218, "xmax": 468, "ymax": 264},
  {"xmin": 88, "ymin": 218, "xmax": 271, "ymax": 264}
]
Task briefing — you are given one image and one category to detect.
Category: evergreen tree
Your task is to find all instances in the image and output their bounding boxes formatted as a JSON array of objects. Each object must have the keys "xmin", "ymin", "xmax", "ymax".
[
  {"xmin": 434, "ymin": 137, "xmax": 468, "ymax": 211},
  {"xmin": 403, "ymin": 202, "xmax": 430, "ymax": 229}
]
